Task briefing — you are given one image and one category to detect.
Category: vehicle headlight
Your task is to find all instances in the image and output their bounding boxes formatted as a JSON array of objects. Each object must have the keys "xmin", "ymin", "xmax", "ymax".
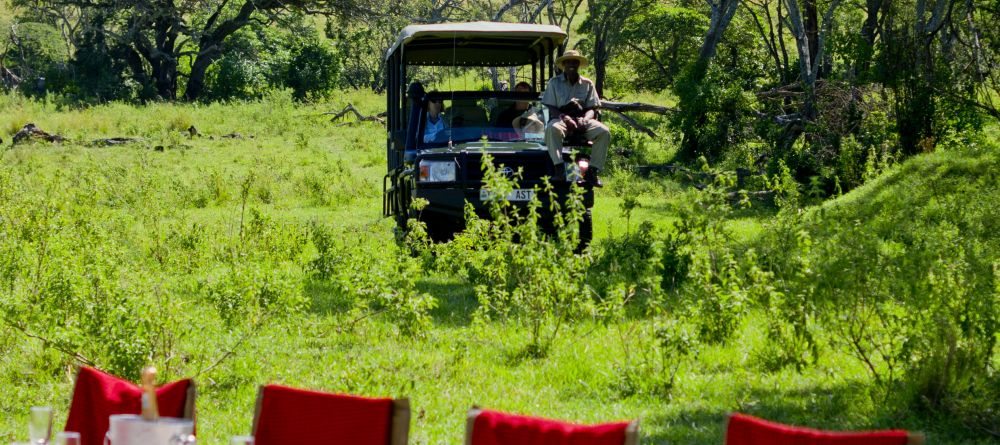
[{"xmin": 418, "ymin": 160, "xmax": 457, "ymax": 182}]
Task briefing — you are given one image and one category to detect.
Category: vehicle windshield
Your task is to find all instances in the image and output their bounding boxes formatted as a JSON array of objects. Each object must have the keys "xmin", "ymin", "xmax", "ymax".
[{"xmin": 420, "ymin": 96, "xmax": 547, "ymax": 148}]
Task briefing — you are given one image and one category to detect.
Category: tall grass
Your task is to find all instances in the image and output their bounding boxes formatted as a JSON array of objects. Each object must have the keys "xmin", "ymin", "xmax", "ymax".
[{"xmin": 0, "ymin": 92, "xmax": 997, "ymax": 444}]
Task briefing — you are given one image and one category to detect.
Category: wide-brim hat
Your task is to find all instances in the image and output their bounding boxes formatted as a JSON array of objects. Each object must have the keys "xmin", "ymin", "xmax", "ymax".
[{"xmin": 556, "ymin": 50, "xmax": 588, "ymax": 69}]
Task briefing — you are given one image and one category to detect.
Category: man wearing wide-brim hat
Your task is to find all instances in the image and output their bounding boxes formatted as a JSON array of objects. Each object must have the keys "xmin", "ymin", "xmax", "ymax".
[{"xmin": 541, "ymin": 50, "xmax": 610, "ymax": 187}]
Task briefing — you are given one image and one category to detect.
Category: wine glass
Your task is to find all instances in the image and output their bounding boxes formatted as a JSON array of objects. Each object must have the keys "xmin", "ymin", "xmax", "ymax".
[
  {"xmin": 28, "ymin": 406, "xmax": 52, "ymax": 445},
  {"xmin": 230, "ymin": 436, "xmax": 255, "ymax": 445},
  {"xmin": 54, "ymin": 432, "xmax": 80, "ymax": 445}
]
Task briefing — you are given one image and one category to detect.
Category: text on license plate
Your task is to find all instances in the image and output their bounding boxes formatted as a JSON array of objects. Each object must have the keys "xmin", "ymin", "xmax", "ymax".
[{"xmin": 480, "ymin": 189, "xmax": 535, "ymax": 201}]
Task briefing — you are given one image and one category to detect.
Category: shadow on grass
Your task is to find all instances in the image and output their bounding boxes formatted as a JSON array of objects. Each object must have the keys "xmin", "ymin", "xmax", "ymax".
[
  {"xmin": 641, "ymin": 407, "xmax": 728, "ymax": 445},
  {"xmin": 304, "ymin": 280, "xmax": 353, "ymax": 316},
  {"xmin": 417, "ymin": 277, "xmax": 477, "ymax": 327},
  {"xmin": 640, "ymin": 381, "xmax": 875, "ymax": 445},
  {"xmin": 304, "ymin": 277, "xmax": 477, "ymax": 326}
]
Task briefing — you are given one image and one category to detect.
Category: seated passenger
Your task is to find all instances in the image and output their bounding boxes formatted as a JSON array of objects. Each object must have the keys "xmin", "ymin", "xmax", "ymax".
[
  {"xmin": 423, "ymin": 97, "xmax": 448, "ymax": 143},
  {"xmin": 496, "ymin": 82, "xmax": 544, "ymax": 140},
  {"xmin": 541, "ymin": 50, "xmax": 610, "ymax": 187},
  {"xmin": 496, "ymin": 81, "xmax": 534, "ymax": 128}
]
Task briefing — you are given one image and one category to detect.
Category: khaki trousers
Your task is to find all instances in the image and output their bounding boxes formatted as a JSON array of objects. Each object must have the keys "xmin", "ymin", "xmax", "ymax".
[{"xmin": 545, "ymin": 119, "xmax": 611, "ymax": 169}]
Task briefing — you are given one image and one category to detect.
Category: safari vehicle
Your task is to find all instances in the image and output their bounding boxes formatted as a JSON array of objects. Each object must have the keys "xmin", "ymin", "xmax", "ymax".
[{"xmin": 382, "ymin": 22, "xmax": 596, "ymax": 244}]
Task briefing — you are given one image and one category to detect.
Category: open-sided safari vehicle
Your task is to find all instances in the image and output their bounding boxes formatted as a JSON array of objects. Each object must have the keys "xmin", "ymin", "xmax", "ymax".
[{"xmin": 383, "ymin": 22, "xmax": 596, "ymax": 244}]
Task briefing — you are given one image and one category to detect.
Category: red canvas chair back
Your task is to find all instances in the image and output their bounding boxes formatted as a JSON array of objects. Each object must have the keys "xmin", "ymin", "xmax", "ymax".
[
  {"xmin": 725, "ymin": 413, "xmax": 925, "ymax": 445},
  {"xmin": 64, "ymin": 366, "xmax": 196, "ymax": 445},
  {"xmin": 252, "ymin": 384, "xmax": 410, "ymax": 445},
  {"xmin": 465, "ymin": 408, "xmax": 639, "ymax": 445}
]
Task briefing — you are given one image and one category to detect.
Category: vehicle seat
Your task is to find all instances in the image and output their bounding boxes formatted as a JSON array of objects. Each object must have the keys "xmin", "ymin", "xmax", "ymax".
[{"xmin": 448, "ymin": 103, "xmax": 489, "ymax": 127}]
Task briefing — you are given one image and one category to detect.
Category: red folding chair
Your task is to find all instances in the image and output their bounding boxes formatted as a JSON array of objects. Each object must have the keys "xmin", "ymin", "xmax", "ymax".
[
  {"xmin": 64, "ymin": 366, "xmax": 196, "ymax": 445},
  {"xmin": 465, "ymin": 408, "xmax": 640, "ymax": 445},
  {"xmin": 725, "ymin": 413, "xmax": 925, "ymax": 445},
  {"xmin": 251, "ymin": 384, "xmax": 410, "ymax": 445}
]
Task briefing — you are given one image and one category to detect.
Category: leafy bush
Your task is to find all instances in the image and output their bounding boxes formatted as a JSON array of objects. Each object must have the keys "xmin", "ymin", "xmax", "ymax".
[
  {"xmin": 672, "ymin": 63, "xmax": 759, "ymax": 161},
  {"xmin": 757, "ymin": 147, "xmax": 1000, "ymax": 421},
  {"xmin": 309, "ymin": 223, "xmax": 436, "ymax": 337},
  {"xmin": 590, "ymin": 221, "xmax": 659, "ymax": 300},
  {"xmin": 1, "ymin": 22, "xmax": 67, "ymax": 93},
  {"xmin": 432, "ymin": 153, "xmax": 593, "ymax": 356},
  {"xmin": 286, "ymin": 40, "xmax": 342, "ymax": 101},
  {"xmin": 664, "ymin": 168, "xmax": 752, "ymax": 344},
  {"xmin": 201, "ymin": 262, "xmax": 305, "ymax": 327},
  {"xmin": 613, "ymin": 316, "xmax": 699, "ymax": 398},
  {"xmin": 202, "ymin": 25, "xmax": 298, "ymax": 101}
]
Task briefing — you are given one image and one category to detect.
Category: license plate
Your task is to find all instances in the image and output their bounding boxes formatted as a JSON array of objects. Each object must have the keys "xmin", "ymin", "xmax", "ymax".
[{"xmin": 480, "ymin": 188, "xmax": 535, "ymax": 201}]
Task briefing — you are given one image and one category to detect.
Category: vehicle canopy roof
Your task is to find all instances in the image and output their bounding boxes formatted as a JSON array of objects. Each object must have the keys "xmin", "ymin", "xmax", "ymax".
[{"xmin": 386, "ymin": 21, "xmax": 567, "ymax": 66}]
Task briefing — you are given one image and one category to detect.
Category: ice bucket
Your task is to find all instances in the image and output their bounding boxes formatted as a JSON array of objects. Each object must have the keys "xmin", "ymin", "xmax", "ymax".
[{"xmin": 104, "ymin": 414, "xmax": 195, "ymax": 445}]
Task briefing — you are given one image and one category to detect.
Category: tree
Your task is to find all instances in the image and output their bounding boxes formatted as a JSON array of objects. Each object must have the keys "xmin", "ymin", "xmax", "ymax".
[
  {"xmin": 17, "ymin": 0, "xmax": 389, "ymax": 100},
  {"xmin": 620, "ymin": 2, "xmax": 708, "ymax": 90},
  {"xmin": 674, "ymin": 0, "xmax": 740, "ymax": 160},
  {"xmin": 578, "ymin": 0, "xmax": 650, "ymax": 96}
]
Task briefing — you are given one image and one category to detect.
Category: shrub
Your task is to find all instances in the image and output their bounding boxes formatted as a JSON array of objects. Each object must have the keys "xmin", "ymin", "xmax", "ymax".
[
  {"xmin": 433, "ymin": 152, "xmax": 593, "ymax": 356},
  {"xmin": 201, "ymin": 261, "xmax": 306, "ymax": 327},
  {"xmin": 309, "ymin": 223, "xmax": 436, "ymax": 337},
  {"xmin": 756, "ymin": 148, "xmax": 1000, "ymax": 419},
  {"xmin": 203, "ymin": 26, "xmax": 293, "ymax": 101},
  {"xmin": 286, "ymin": 40, "xmax": 342, "ymax": 101}
]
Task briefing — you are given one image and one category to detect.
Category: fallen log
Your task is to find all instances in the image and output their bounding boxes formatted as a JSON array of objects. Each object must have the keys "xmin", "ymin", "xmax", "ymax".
[
  {"xmin": 604, "ymin": 109, "xmax": 656, "ymax": 137},
  {"xmin": 597, "ymin": 100, "xmax": 676, "ymax": 137},
  {"xmin": 219, "ymin": 132, "xmax": 252, "ymax": 139},
  {"xmin": 90, "ymin": 137, "xmax": 143, "ymax": 147},
  {"xmin": 600, "ymin": 100, "xmax": 676, "ymax": 114},
  {"xmin": 12, "ymin": 123, "xmax": 64, "ymax": 145},
  {"xmin": 323, "ymin": 104, "xmax": 386, "ymax": 125}
]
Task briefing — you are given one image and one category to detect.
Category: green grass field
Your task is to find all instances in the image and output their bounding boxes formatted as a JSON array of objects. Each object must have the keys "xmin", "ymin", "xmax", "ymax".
[{"xmin": 1, "ymin": 91, "xmax": 997, "ymax": 444}]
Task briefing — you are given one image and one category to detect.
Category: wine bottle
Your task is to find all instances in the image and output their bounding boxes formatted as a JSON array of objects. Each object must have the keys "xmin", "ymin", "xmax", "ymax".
[{"xmin": 140, "ymin": 366, "xmax": 160, "ymax": 421}]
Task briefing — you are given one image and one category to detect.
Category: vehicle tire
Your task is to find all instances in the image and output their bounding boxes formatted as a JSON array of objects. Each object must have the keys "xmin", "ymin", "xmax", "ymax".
[
  {"xmin": 577, "ymin": 208, "xmax": 593, "ymax": 252},
  {"xmin": 421, "ymin": 211, "xmax": 460, "ymax": 243}
]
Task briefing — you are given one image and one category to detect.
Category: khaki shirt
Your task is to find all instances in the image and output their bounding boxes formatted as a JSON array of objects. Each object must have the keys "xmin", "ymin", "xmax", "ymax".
[{"xmin": 541, "ymin": 74, "xmax": 600, "ymax": 115}]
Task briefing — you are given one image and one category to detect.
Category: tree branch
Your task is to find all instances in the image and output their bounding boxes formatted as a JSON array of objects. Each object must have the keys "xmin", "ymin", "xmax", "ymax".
[{"xmin": 600, "ymin": 100, "xmax": 677, "ymax": 114}]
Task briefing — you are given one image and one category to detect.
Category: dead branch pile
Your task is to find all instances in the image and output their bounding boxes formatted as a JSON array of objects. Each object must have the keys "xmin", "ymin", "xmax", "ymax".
[
  {"xmin": 323, "ymin": 104, "xmax": 386, "ymax": 126},
  {"xmin": 90, "ymin": 137, "xmax": 144, "ymax": 147},
  {"xmin": 12, "ymin": 123, "xmax": 65, "ymax": 145}
]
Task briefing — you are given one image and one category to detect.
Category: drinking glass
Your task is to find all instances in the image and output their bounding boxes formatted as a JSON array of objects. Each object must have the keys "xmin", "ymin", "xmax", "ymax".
[
  {"xmin": 54, "ymin": 432, "xmax": 80, "ymax": 445},
  {"xmin": 230, "ymin": 436, "xmax": 255, "ymax": 445},
  {"xmin": 28, "ymin": 406, "xmax": 52, "ymax": 445}
]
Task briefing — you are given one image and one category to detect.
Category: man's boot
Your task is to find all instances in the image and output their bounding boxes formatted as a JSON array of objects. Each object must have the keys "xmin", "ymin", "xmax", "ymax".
[{"xmin": 584, "ymin": 166, "xmax": 603, "ymax": 187}]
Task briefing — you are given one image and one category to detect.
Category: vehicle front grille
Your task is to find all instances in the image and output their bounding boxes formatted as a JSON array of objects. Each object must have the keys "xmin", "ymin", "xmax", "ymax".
[{"xmin": 460, "ymin": 152, "xmax": 552, "ymax": 183}]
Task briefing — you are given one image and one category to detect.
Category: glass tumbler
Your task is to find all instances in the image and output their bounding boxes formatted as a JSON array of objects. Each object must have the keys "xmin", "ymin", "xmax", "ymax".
[
  {"xmin": 28, "ymin": 406, "xmax": 52, "ymax": 445},
  {"xmin": 230, "ymin": 436, "xmax": 255, "ymax": 445},
  {"xmin": 54, "ymin": 432, "xmax": 81, "ymax": 445}
]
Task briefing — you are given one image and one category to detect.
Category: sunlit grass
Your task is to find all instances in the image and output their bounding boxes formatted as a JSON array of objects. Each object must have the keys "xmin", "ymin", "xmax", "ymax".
[{"xmin": 1, "ymin": 92, "xmax": 997, "ymax": 445}]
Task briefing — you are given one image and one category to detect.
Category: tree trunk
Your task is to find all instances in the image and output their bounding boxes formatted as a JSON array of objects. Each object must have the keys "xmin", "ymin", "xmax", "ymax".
[
  {"xmin": 593, "ymin": 32, "xmax": 608, "ymax": 96},
  {"xmin": 184, "ymin": 44, "xmax": 222, "ymax": 101},
  {"xmin": 804, "ymin": 0, "xmax": 819, "ymax": 75},
  {"xmin": 677, "ymin": 0, "xmax": 740, "ymax": 159},
  {"xmin": 183, "ymin": 0, "xmax": 260, "ymax": 101},
  {"xmin": 853, "ymin": 0, "xmax": 885, "ymax": 77}
]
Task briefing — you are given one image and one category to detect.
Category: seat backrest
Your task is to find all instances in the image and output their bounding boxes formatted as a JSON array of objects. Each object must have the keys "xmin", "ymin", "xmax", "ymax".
[
  {"xmin": 725, "ymin": 413, "xmax": 925, "ymax": 445},
  {"xmin": 465, "ymin": 408, "xmax": 639, "ymax": 445},
  {"xmin": 448, "ymin": 102, "xmax": 490, "ymax": 127},
  {"xmin": 252, "ymin": 384, "xmax": 409, "ymax": 445},
  {"xmin": 64, "ymin": 366, "xmax": 196, "ymax": 445}
]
